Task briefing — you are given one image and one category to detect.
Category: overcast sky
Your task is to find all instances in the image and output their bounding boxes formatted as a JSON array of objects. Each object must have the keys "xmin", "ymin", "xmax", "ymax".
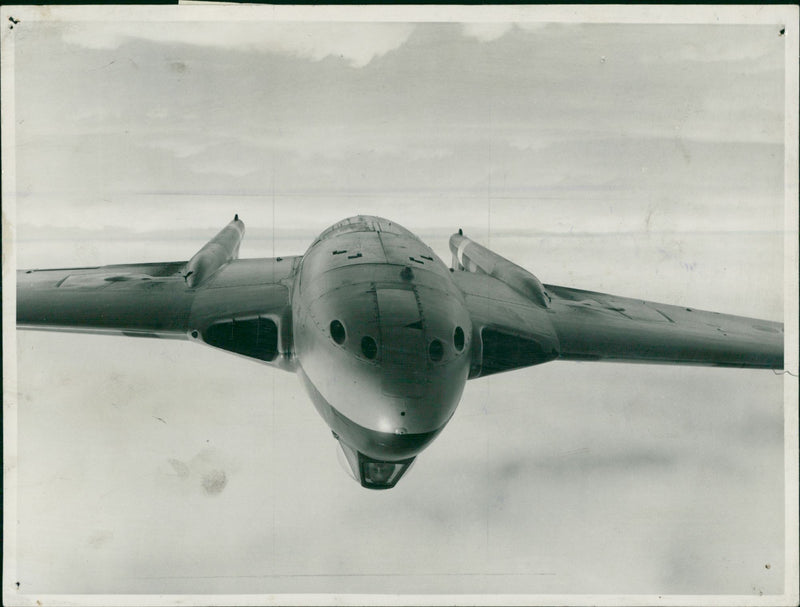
[
  {"xmin": 4, "ymin": 7, "xmax": 796, "ymax": 605},
  {"xmin": 13, "ymin": 19, "xmax": 785, "ymax": 238}
]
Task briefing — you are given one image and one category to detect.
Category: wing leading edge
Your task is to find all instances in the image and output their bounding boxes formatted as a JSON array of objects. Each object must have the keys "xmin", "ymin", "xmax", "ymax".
[
  {"xmin": 17, "ymin": 217, "xmax": 301, "ymax": 370},
  {"xmin": 545, "ymin": 284, "xmax": 782, "ymax": 368},
  {"xmin": 450, "ymin": 233, "xmax": 783, "ymax": 377}
]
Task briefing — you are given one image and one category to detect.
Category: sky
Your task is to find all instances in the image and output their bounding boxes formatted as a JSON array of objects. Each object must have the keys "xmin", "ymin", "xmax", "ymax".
[{"xmin": 3, "ymin": 7, "xmax": 797, "ymax": 605}]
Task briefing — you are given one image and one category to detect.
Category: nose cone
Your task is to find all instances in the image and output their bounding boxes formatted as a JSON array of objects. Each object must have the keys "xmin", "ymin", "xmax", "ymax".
[
  {"xmin": 297, "ymin": 360, "xmax": 448, "ymax": 462},
  {"xmin": 296, "ymin": 281, "xmax": 472, "ymax": 462}
]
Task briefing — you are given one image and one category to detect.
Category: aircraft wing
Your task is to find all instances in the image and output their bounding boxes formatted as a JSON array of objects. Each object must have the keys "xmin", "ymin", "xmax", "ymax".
[
  {"xmin": 542, "ymin": 283, "xmax": 783, "ymax": 367},
  {"xmin": 17, "ymin": 217, "xmax": 301, "ymax": 368},
  {"xmin": 449, "ymin": 234, "xmax": 784, "ymax": 378}
]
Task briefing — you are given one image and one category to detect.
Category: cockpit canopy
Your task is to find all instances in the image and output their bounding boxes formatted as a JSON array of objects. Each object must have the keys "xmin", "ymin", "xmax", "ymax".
[
  {"xmin": 336, "ymin": 439, "xmax": 415, "ymax": 490},
  {"xmin": 315, "ymin": 215, "xmax": 415, "ymax": 243}
]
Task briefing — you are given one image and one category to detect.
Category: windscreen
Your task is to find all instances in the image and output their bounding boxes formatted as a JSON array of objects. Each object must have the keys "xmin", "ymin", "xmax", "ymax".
[
  {"xmin": 336, "ymin": 440, "xmax": 415, "ymax": 489},
  {"xmin": 361, "ymin": 460, "xmax": 409, "ymax": 488}
]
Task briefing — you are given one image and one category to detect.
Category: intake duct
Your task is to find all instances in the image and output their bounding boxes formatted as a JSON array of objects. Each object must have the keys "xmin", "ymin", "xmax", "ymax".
[{"xmin": 202, "ymin": 317, "xmax": 279, "ymax": 362}]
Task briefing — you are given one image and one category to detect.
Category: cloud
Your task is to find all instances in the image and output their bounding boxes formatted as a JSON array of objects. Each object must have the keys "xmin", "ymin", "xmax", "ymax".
[
  {"xmin": 461, "ymin": 22, "xmax": 514, "ymax": 42},
  {"xmin": 461, "ymin": 21, "xmax": 547, "ymax": 42},
  {"xmin": 60, "ymin": 21, "xmax": 415, "ymax": 68},
  {"xmin": 147, "ymin": 136, "xmax": 212, "ymax": 159},
  {"xmin": 637, "ymin": 25, "xmax": 781, "ymax": 66}
]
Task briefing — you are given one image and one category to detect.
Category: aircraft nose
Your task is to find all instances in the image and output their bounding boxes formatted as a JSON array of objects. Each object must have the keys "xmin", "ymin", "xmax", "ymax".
[
  {"xmin": 298, "ymin": 278, "xmax": 472, "ymax": 455},
  {"xmin": 329, "ymin": 399, "xmax": 445, "ymax": 460}
]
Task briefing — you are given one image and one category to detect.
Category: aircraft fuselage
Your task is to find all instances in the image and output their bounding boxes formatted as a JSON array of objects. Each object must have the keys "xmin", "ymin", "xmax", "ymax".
[{"xmin": 292, "ymin": 217, "xmax": 473, "ymax": 487}]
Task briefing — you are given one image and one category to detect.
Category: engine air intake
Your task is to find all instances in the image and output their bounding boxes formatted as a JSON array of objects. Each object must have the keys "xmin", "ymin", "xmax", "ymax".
[{"xmin": 203, "ymin": 317, "xmax": 278, "ymax": 362}]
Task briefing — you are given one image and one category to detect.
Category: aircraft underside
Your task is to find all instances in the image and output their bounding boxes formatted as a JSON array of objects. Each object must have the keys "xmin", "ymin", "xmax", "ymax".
[{"xmin": 17, "ymin": 215, "xmax": 784, "ymax": 488}]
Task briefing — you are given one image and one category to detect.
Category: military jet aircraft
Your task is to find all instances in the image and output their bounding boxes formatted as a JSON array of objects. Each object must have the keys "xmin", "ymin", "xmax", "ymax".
[{"xmin": 16, "ymin": 215, "xmax": 784, "ymax": 489}]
